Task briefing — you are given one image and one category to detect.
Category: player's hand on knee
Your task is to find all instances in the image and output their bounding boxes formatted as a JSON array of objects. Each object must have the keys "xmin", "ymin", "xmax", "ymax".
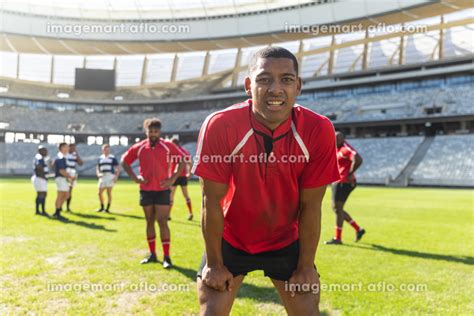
[
  {"xmin": 288, "ymin": 266, "xmax": 320, "ymax": 297},
  {"xmin": 202, "ymin": 264, "xmax": 234, "ymax": 292}
]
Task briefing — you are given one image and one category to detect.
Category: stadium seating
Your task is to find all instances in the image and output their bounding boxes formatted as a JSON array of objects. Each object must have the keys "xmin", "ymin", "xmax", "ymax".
[
  {"xmin": 2, "ymin": 136, "xmax": 472, "ymax": 187},
  {"xmin": 347, "ymin": 136, "xmax": 424, "ymax": 184},
  {"xmin": 0, "ymin": 142, "xmax": 127, "ymax": 176},
  {"xmin": 0, "ymin": 106, "xmax": 211, "ymax": 134},
  {"xmin": 411, "ymin": 134, "xmax": 474, "ymax": 186},
  {"xmin": 1, "ymin": 80, "xmax": 472, "ymax": 135},
  {"xmin": 299, "ymin": 81, "xmax": 474, "ymax": 122}
]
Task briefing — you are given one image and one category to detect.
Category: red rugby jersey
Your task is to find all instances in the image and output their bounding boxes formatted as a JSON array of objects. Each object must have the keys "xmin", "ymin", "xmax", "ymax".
[
  {"xmin": 122, "ymin": 138, "xmax": 184, "ymax": 191},
  {"xmin": 336, "ymin": 141, "xmax": 358, "ymax": 183},
  {"xmin": 173, "ymin": 145, "xmax": 191, "ymax": 177},
  {"xmin": 192, "ymin": 99, "xmax": 340, "ymax": 254}
]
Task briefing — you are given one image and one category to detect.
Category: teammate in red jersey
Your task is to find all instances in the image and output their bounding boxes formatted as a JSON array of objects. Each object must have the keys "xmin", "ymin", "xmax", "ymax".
[
  {"xmin": 169, "ymin": 138, "xmax": 193, "ymax": 221},
  {"xmin": 193, "ymin": 47, "xmax": 340, "ymax": 315},
  {"xmin": 325, "ymin": 131, "xmax": 366, "ymax": 245},
  {"xmin": 121, "ymin": 118, "xmax": 185, "ymax": 268}
]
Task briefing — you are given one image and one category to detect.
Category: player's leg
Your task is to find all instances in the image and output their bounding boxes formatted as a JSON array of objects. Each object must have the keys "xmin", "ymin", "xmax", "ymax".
[
  {"xmin": 271, "ymin": 279, "xmax": 320, "ymax": 316},
  {"xmin": 40, "ymin": 191, "xmax": 47, "ymax": 215},
  {"xmin": 155, "ymin": 203, "xmax": 172, "ymax": 268},
  {"xmin": 325, "ymin": 183, "xmax": 344, "ymax": 244},
  {"xmin": 97, "ymin": 187, "xmax": 106, "ymax": 212},
  {"xmin": 180, "ymin": 184, "xmax": 193, "ymax": 220},
  {"xmin": 105, "ymin": 187, "xmax": 112, "ymax": 213},
  {"xmin": 140, "ymin": 204, "xmax": 158, "ymax": 264},
  {"xmin": 35, "ymin": 191, "xmax": 41, "ymax": 215},
  {"xmin": 340, "ymin": 184, "xmax": 365, "ymax": 241},
  {"xmin": 33, "ymin": 177, "xmax": 47, "ymax": 215},
  {"xmin": 37, "ymin": 191, "xmax": 47, "ymax": 215},
  {"xmin": 66, "ymin": 186, "xmax": 73, "ymax": 212},
  {"xmin": 197, "ymin": 275, "xmax": 244, "ymax": 316},
  {"xmin": 169, "ymin": 185, "xmax": 177, "ymax": 220},
  {"xmin": 54, "ymin": 191, "xmax": 68, "ymax": 218},
  {"xmin": 326, "ymin": 200, "xmax": 345, "ymax": 244}
]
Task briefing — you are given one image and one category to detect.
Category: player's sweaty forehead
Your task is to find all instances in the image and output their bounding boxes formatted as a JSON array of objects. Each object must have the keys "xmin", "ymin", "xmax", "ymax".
[
  {"xmin": 251, "ymin": 57, "xmax": 297, "ymax": 79},
  {"xmin": 147, "ymin": 127, "xmax": 160, "ymax": 134}
]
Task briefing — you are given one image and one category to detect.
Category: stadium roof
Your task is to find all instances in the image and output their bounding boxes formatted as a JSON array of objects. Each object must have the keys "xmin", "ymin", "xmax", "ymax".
[
  {"xmin": 1, "ymin": 0, "xmax": 312, "ymax": 20},
  {"xmin": 1, "ymin": 0, "xmax": 471, "ymax": 44}
]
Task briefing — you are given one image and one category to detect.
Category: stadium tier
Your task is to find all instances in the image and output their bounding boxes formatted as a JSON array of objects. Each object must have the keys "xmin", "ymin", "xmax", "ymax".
[
  {"xmin": 1, "ymin": 78, "xmax": 473, "ymax": 134},
  {"xmin": 411, "ymin": 134, "xmax": 474, "ymax": 186},
  {"xmin": 0, "ymin": 142, "xmax": 128, "ymax": 175},
  {"xmin": 347, "ymin": 136, "xmax": 424, "ymax": 184},
  {"xmin": 2, "ymin": 136, "xmax": 472, "ymax": 187}
]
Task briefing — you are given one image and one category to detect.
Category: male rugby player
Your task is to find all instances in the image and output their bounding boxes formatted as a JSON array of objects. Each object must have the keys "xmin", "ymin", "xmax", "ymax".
[
  {"xmin": 122, "ymin": 118, "xmax": 185, "ymax": 268},
  {"xmin": 169, "ymin": 138, "xmax": 193, "ymax": 221},
  {"xmin": 65, "ymin": 143, "xmax": 83, "ymax": 212},
  {"xmin": 32, "ymin": 145, "xmax": 50, "ymax": 216},
  {"xmin": 54, "ymin": 143, "xmax": 76, "ymax": 219},
  {"xmin": 325, "ymin": 132, "xmax": 365, "ymax": 245},
  {"xmin": 96, "ymin": 144, "xmax": 120, "ymax": 213},
  {"xmin": 193, "ymin": 47, "xmax": 340, "ymax": 316}
]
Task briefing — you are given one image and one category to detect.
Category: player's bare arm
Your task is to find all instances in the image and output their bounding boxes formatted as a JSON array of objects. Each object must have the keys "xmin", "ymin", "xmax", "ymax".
[
  {"xmin": 36, "ymin": 164, "xmax": 45, "ymax": 179},
  {"xmin": 348, "ymin": 153, "xmax": 363, "ymax": 183},
  {"xmin": 114, "ymin": 165, "xmax": 121, "ymax": 182},
  {"xmin": 59, "ymin": 167, "xmax": 74, "ymax": 181},
  {"xmin": 200, "ymin": 177, "xmax": 234, "ymax": 292},
  {"xmin": 121, "ymin": 160, "xmax": 147, "ymax": 184},
  {"xmin": 288, "ymin": 185, "xmax": 327, "ymax": 295},
  {"xmin": 160, "ymin": 160, "xmax": 185, "ymax": 188},
  {"xmin": 75, "ymin": 151, "xmax": 84, "ymax": 166}
]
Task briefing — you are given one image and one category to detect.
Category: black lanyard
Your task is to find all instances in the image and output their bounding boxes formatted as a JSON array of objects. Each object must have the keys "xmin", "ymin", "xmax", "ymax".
[{"xmin": 253, "ymin": 130, "xmax": 290, "ymax": 155}]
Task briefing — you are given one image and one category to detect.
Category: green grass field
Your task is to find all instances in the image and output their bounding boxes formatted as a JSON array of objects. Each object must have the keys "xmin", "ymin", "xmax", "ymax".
[{"xmin": 1, "ymin": 178, "xmax": 473, "ymax": 315}]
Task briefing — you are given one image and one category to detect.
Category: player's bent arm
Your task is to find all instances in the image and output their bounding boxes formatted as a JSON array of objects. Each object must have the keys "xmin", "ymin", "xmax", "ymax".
[
  {"xmin": 350, "ymin": 153, "xmax": 363, "ymax": 175},
  {"xmin": 121, "ymin": 160, "xmax": 139, "ymax": 183},
  {"xmin": 76, "ymin": 153, "xmax": 84, "ymax": 166},
  {"xmin": 114, "ymin": 165, "xmax": 121, "ymax": 180},
  {"xmin": 172, "ymin": 160, "xmax": 185, "ymax": 182},
  {"xmin": 59, "ymin": 168, "xmax": 73, "ymax": 180},
  {"xmin": 186, "ymin": 161, "xmax": 192, "ymax": 178},
  {"xmin": 36, "ymin": 165, "xmax": 45, "ymax": 179},
  {"xmin": 297, "ymin": 185, "xmax": 327, "ymax": 269},
  {"xmin": 200, "ymin": 177, "xmax": 227, "ymax": 267},
  {"xmin": 96, "ymin": 166, "xmax": 101, "ymax": 178},
  {"xmin": 200, "ymin": 177, "xmax": 235, "ymax": 291}
]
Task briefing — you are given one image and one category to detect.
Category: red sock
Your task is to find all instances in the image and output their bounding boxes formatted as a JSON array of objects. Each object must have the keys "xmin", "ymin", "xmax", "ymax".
[
  {"xmin": 162, "ymin": 238, "xmax": 170, "ymax": 257},
  {"xmin": 186, "ymin": 198, "xmax": 192, "ymax": 214},
  {"xmin": 349, "ymin": 220, "xmax": 361, "ymax": 232},
  {"xmin": 335, "ymin": 226, "xmax": 342, "ymax": 241},
  {"xmin": 147, "ymin": 236, "xmax": 156, "ymax": 254}
]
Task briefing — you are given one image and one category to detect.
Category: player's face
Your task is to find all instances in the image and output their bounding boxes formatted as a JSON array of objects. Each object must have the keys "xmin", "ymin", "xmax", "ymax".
[
  {"xmin": 61, "ymin": 145, "xmax": 69, "ymax": 154},
  {"xmin": 69, "ymin": 145, "xmax": 75, "ymax": 153},
  {"xmin": 146, "ymin": 127, "xmax": 161, "ymax": 143},
  {"xmin": 102, "ymin": 146, "xmax": 110, "ymax": 156},
  {"xmin": 245, "ymin": 57, "xmax": 301, "ymax": 130},
  {"xmin": 39, "ymin": 148, "xmax": 48, "ymax": 157}
]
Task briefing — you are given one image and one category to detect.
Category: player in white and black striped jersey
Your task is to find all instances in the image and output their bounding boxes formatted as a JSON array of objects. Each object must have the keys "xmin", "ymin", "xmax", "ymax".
[
  {"xmin": 65, "ymin": 144, "xmax": 83, "ymax": 212},
  {"xmin": 32, "ymin": 145, "xmax": 51, "ymax": 216},
  {"xmin": 96, "ymin": 144, "xmax": 121, "ymax": 213}
]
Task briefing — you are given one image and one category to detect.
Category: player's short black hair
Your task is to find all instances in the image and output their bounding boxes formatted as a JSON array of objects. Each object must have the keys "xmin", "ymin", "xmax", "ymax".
[
  {"xmin": 143, "ymin": 118, "xmax": 162, "ymax": 130},
  {"xmin": 248, "ymin": 46, "xmax": 299, "ymax": 74},
  {"xmin": 58, "ymin": 142, "xmax": 68, "ymax": 150}
]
